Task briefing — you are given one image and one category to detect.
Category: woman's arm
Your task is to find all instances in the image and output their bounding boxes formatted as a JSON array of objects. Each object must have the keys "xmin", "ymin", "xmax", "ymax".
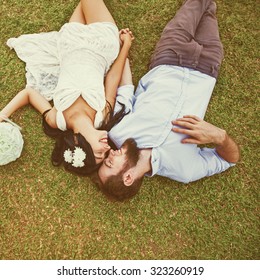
[
  {"xmin": 104, "ymin": 29, "xmax": 134, "ymax": 109},
  {"xmin": 0, "ymin": 87, "xmax": 53, "ymax": 122}
]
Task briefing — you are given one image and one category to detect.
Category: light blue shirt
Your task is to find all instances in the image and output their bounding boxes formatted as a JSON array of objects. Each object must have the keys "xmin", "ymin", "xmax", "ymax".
[{"xmin": 109, "ymin": 65, "xmax": 234, "ymax": 183}]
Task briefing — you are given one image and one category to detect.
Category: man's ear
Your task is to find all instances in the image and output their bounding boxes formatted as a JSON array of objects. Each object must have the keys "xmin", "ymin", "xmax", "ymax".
[{"xmin": 123, "ymin": 170, "xmax": 134, "ymax": 187}]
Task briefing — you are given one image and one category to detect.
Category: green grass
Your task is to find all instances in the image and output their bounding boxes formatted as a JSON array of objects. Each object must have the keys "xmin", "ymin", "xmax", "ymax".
[{"xmin": 0, "ymin": 0, "xmax": 259, "ymax": 260}]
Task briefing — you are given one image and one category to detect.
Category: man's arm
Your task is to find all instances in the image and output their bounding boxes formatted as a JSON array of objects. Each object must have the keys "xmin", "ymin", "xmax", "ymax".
[
  {"xmin": 172, "ymin": 115, "xmax": 240, "ymax": 163},
  {"xmin": 119, "ymin": 57, "xmax": 133, "ymax": 87}
]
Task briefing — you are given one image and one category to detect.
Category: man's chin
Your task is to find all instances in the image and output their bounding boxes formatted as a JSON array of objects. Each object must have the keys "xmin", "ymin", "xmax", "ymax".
[{"xmin": 122, "ymin": 138, "xmax": 140, "ymax": 166}]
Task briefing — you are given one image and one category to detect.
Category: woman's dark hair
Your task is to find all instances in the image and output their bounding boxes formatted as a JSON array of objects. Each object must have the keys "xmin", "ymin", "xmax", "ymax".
[
  {"xmin": 42, "ymin": 111, "xmax": 98, "ymax": 175},
  {"xmin": 42, "ymin": 102, "xmax": 128, "ymax": 175},
  {"xmin": 99, "ymin": 101, "xmax": 128, "ymax": 131}
]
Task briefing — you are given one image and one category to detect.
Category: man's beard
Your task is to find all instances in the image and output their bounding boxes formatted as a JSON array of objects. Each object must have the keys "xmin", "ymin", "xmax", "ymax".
[{"xmin": 122, "ymin": 138, "xmax": 140, "ymax": 168}]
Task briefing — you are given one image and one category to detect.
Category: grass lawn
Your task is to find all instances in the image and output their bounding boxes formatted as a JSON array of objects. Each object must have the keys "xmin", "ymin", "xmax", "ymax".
[{"xmin": 0, "ymin": 0, "xmax": 259, "ymax": 259}]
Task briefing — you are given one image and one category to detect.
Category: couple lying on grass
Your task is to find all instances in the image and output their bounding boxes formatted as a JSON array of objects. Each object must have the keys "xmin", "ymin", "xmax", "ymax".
[{"xmin": 0, "ymin": 0, "xmax": 240, "ymax": 201}]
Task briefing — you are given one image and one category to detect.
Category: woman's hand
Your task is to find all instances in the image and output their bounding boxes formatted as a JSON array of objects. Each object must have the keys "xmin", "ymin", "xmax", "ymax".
[{"xmin": 119, "ymin": 28, "xmax": 134, "ymax": 47}]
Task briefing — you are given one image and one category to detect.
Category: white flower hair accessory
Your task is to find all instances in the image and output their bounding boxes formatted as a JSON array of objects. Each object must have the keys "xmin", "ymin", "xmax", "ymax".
[
  {"xmin": 0, "ymin": 114, "xmax": 24, "ymax": 166},
  {"xmin": 63, "ymin": 149, "xmax": 73, "ymax": 163},
  {"xmin": 63, "ymin": 147, "xmax": 86, "ymax": 168}
]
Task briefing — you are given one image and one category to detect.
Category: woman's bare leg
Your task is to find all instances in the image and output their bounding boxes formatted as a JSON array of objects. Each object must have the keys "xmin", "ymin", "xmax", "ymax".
[
  {"xmin": 69, "ymin": 2, "xmax": 86, "ymax": 24},
  {"xmin": 80, "ymin": 0, "xmax": 116, "ymax": 25}
]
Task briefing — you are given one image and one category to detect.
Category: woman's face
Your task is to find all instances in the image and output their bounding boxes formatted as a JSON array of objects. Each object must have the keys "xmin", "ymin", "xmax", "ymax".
[{"xmin": 87, "ymin": 130, "xmax": 111, "ymax": 164}]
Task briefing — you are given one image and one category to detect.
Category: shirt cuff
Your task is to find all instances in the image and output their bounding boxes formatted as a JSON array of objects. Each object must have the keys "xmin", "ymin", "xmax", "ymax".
[
  {"xmin": 115, "ymin": 84, "xmax": 135, "ymax": 114},
  {"xmin": 117, "ymin": 84, "xmax": 135, "ymax": 96}
]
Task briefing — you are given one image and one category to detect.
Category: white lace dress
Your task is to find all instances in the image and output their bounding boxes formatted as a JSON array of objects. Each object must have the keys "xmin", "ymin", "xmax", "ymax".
[{"xmin": 7, "ymin": 22, "xmax": 120, "ymax": 130}]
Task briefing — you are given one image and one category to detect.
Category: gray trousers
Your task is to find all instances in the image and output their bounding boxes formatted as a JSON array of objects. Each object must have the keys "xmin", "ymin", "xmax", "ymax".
[{"xmin": 149, "ymin": 0, "xmax": 223, "ymax": 78}]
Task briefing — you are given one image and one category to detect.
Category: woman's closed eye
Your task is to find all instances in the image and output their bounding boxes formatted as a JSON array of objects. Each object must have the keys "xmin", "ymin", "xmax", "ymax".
[
  {"xmin": 95, "ymin": 153, "xmax": 103, "ymax": 160},
  {"xmin": 96, "ymin": 149, "xmax": 110, "ymax": 160},
  {"xmin": 95, "ymin": 151, "xmax": 106, "ymax": 160}
]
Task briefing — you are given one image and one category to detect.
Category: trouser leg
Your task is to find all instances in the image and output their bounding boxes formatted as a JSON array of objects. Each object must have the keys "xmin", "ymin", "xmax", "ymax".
[
  {"xmin": 149, "ymin": 0, "xmax": 222, "ymax": 78},
  {"xmin": 194, "ymin": 1, "xmax": 224, "ymax": 77}
]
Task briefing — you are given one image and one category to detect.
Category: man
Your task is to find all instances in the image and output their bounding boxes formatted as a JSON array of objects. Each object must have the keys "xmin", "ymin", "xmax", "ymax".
[{"xmin": 97, "ymin": 0, "xmax": 240, "ymax": 201}]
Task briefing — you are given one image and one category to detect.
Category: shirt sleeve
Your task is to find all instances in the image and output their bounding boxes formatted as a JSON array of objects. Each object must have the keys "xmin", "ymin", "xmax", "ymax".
[
  {"xmin": 189, "ymin": 147, "xmax": 236, "ymax": 182},
  {"xmin": 114, "ymin": 85, "xmax": 135, "ymax": 114}
]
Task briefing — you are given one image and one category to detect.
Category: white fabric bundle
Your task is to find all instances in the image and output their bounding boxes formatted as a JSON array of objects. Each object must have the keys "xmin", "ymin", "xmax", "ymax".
[{"xmin": 0, "ymin": 115, "xmax": 23, "ymax": 165}]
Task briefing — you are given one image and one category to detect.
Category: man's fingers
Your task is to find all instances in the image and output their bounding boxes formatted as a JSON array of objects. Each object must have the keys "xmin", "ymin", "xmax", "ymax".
[
  {"xmin": 172, "ymin": 118, "xmax": 197, "ymax": 126},
  {"xmin": 172, "ymin": 120, "xmax": 194, "ymax": 129},
  {"xmin": 183, "ymin": 115, "xmax": 201, "ymax": 121},
  {"xmin": 172, "ymin": 116, "xmax": 200, "ymax": 125},
  {"xmin": 172, "ymin": 127, "xmax": 196, "ymax": 136},
  {"xmin": 181, "ymin": 138, "xmax": 200, "ymax": 144}
]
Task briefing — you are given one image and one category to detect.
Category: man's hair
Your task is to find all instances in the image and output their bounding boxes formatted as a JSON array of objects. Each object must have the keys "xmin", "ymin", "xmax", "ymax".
[
  {"xmin": 92, "ymin": 167, "xmax": 144, "ymax": 202},
  {"xmin": 100, "ymin": 169, "xmax": 144, "ymax": 201}
]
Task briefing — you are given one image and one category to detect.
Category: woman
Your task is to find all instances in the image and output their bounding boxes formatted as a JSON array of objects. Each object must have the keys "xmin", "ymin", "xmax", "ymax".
[{"xmin": 0, "ymin": 0, "xmax": 134, "ymax": 174}]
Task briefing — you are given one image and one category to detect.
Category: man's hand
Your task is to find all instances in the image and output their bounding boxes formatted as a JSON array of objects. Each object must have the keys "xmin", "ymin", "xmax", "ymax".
[
  {"xmin": 172, "ymin": 115, "xmax": 240, "ymax": 163},
  {"xmin": 172, "ymin": 115, "xmax": 226, "ymax": 145}
]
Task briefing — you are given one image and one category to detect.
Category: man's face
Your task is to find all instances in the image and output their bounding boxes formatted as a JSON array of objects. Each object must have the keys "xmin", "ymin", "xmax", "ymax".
[
  {"xmin": 98, "ymin": 139, "xmax": 140, "ymax": 183},
  {"xmin": 98, "ymin": 147, "xmax": 127, "ymax": 183}
]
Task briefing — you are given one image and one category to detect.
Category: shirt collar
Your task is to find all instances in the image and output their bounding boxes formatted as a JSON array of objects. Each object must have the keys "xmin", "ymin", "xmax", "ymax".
[{"xmin": 146, "ymin": 148, "xmax": 160, "ymax": 177}]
